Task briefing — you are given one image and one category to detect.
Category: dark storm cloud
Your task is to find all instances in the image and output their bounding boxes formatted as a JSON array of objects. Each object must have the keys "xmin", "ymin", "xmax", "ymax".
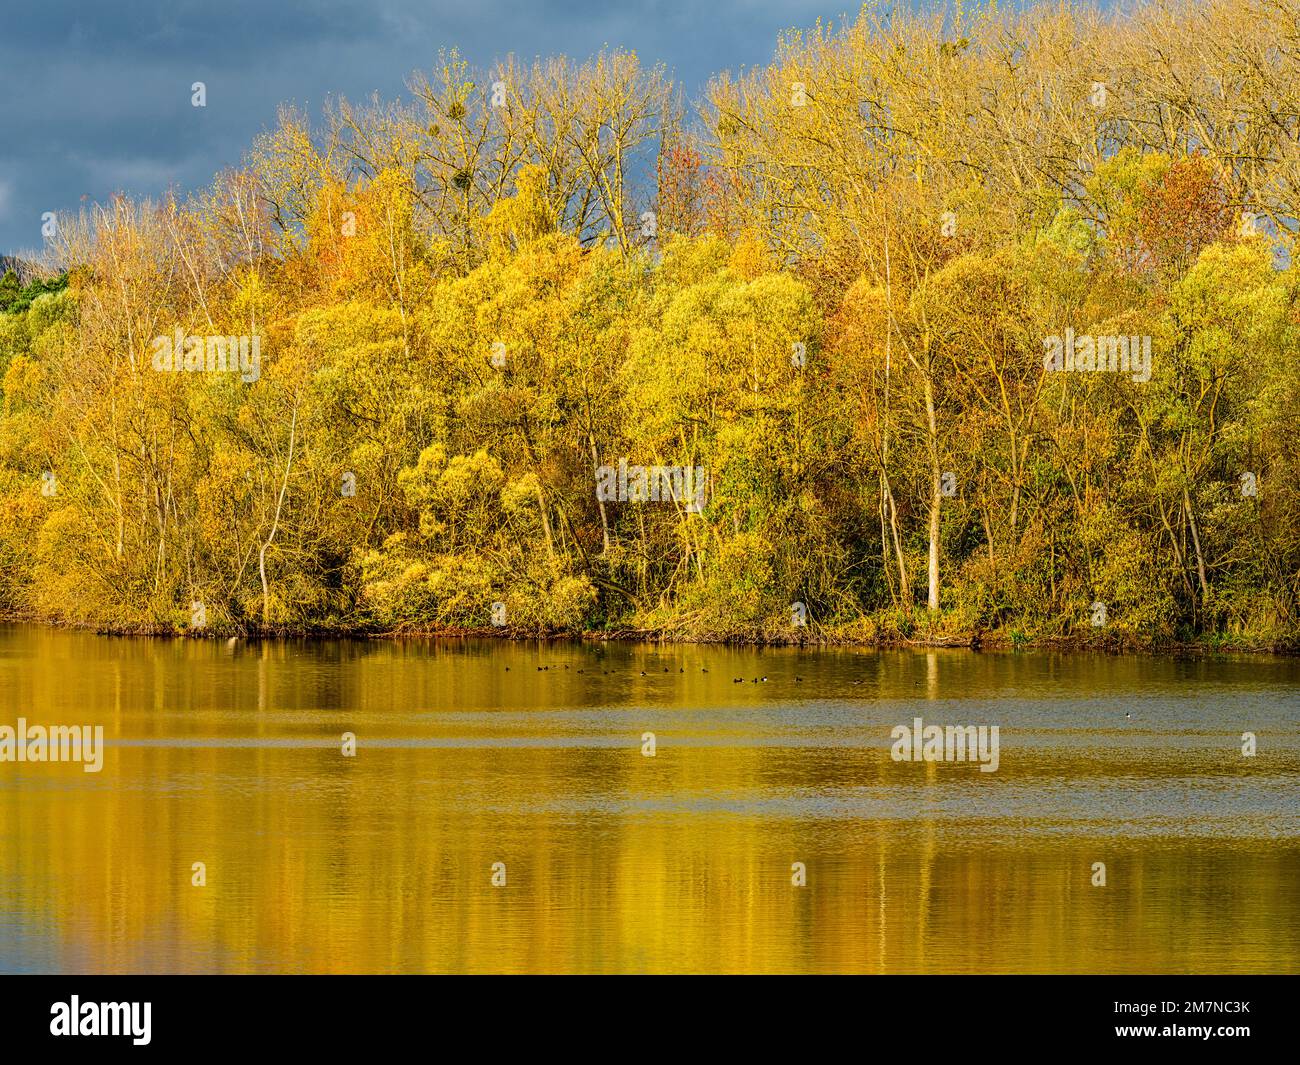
[
  {"xmin": 2, "ymin": 0, "xmax": 380, "ymax": 55},
  {"xmin": 0, "ymin": 0, "xmax": 848, "ymax": 256}
]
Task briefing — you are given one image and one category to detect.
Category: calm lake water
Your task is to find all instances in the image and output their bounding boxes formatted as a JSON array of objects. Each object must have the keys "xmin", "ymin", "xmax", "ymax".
[{"xmin": 0, "ymin": 623, "xmax": 1297, "ymax": 973}]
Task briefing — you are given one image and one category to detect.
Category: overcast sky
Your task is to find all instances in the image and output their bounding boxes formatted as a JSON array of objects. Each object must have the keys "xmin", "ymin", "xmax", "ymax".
[{"xmin": 0, "ymin": 0, "xmax": 921, "ymax": 258}]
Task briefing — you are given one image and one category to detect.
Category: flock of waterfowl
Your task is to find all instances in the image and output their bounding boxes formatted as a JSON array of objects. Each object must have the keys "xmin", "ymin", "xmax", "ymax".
[{"xmin": 503, "ymin": 664, "xmax": 805, "ymax": 684}]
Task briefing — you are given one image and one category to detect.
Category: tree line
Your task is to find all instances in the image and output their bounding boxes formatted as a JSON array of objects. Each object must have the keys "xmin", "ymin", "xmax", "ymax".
[{"xmin": 2, "ymin": 0, "xmax": 1299, "ymax": 648}]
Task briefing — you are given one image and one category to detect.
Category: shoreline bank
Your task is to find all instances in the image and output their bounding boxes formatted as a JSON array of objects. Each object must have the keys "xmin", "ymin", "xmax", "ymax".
[{"xmin": 1, "ymin": 613, "xmax": 1293, "ymax": 655}]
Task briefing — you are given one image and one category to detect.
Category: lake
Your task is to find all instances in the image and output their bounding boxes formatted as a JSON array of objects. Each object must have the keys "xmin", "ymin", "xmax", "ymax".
[{"xmin": 1, "ymin": 624, "xmax": 1297, "ymax": 973}]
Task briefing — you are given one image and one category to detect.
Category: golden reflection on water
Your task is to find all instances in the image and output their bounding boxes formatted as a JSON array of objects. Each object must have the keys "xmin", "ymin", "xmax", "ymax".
[{"xmin": 1, "ymin": 626, "xmax": 1297, "ymax": 973}]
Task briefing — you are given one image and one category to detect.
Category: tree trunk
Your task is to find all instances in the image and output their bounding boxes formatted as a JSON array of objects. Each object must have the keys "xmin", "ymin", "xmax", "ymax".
[
  {"xmin": 260, "ymin": 395, "xmax": 299, "ymax": 628},
  {"xmin": 590, "ymin": 436, "xmax": 610, "ymax": 554},
  {"xmin": 925, "ymin": 374, "xmax": 941, "ymax": 612}
]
